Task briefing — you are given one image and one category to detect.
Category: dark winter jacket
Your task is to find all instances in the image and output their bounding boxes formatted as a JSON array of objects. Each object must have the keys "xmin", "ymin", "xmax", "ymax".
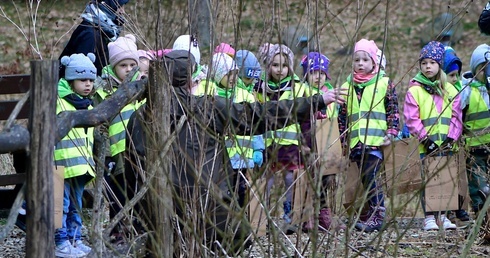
[{"xmin": 59, "ymin": 20, "xmax": 113, "ymax": 77}]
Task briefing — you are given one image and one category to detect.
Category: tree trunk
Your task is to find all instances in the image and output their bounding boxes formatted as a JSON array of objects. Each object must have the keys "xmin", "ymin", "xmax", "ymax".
[
  {"xmin": 144, "ymin": 60, "xmax": 174, "ymax": 256},
  {"xmin": 25, "ymin": 60, "xmax": 58, "ymax": 258},
  {"xmin": 189, "ymin": 0, "xmax": 213, "ymax": 50}
]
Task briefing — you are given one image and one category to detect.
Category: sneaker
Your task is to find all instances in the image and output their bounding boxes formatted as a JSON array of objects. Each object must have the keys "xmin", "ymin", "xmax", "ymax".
[
  {"xmin": 441, "ymin": 215, "xmax": 457, "ymax": 230},
  {"xmin": 455, "ymin": 210, "xmax": 470, "ymax": 222},
  {"xmin": 55, "ymin": 240, "xmax": 85, "ymax": 258},
  {"xmin": 423, "ymin": 215, "xmax": 439, "ymax": 231},
  {"xmin": 75, "ymin": 240, "xmax": 91, "ymax": 255},
  {"xmin": 355, "ymin": 206, "xmax": 385, "ymax": 232}
]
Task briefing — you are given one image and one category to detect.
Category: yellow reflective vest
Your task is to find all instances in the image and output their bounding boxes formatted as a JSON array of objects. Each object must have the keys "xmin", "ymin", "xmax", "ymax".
[
  {"xmin": 342, "ymin": 77, "xmax": 389, "ymax": 148},
  {"xmin": 257, "ymin": 82, "xmax": 311, "ymax": 147},
  {"xmin": 408, "ymin": 82, "xmax": 459, "ymax": 153},
  {"xmin": 464, "ymin": 86, "xmax": 490, "ymax": 147},
  {"xmin": 54, "ymin": 98, "xmax": 96, "ymax": 179}
]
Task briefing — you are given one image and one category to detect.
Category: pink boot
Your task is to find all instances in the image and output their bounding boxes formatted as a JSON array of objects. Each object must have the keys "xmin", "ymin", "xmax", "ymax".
[{"xmin": 318, "ymin": 208, "xmax": 332, "ymax": 231}]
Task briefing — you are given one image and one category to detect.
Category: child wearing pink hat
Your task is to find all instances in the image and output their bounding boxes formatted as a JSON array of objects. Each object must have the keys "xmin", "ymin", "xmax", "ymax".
[
  {"xmin": 93, "ymin": 33, "xmax": 145, "ymax": 243},
  {"xmin": 338, "ymin": 38, "xmax": 400, "ymax": 232},
  {"xmin": 214, "ymin": 43, "xmax": 236, "ymax": 57},
  {"xmin": 253, "ymin": 44, "xmax": 312, "ymax": 232}
]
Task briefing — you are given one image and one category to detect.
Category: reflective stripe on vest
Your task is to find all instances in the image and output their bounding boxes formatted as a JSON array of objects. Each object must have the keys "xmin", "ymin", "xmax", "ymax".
[
  {"xmin": 109, "ymin": 106, "xmax": 136, "ymax": 156},
  {"xmin": 464, "ymin": 87, "xmax": 490, "ymax": 147},
  {"xmin": 54, "ymin": 98, "xmax": 95, "ymax": 179},
  {"xmin": 263, "ymin": 83, "xmax": 309, "ymax": 147},
  {"xmin": 409, "ymin": 82, "xmax": 458, "ymax": 153},
  {"xmin": 342, "ymin": 77, "xmax": 389, "ymax": 148}
]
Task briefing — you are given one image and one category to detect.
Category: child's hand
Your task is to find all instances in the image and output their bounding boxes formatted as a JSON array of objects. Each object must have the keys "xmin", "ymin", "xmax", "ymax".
[
  {"xmin": 322, "ymin": 88, "xmax": 348, "ymax": 105},
  {"xmin": 316, "ymin": 111, "xmax": 328, "ymax": 120},
  {"xmin": 381, "ymin": 134, "xmax": 394, "ymax": 146}
]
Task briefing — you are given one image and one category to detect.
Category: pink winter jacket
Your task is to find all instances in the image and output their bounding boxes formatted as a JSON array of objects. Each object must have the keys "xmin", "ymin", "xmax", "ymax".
[{"xmin": 403, "ymin": 80, "xmax": 463, "ymax": 142}]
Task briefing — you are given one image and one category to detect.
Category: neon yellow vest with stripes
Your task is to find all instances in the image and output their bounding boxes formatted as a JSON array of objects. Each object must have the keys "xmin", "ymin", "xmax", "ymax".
[
  {"xmin": 258, "ymin": 82, "xmax": 310, "ymax": 147},
  {"xmin": 408, "ymin": 82, "xmax": 458, "ymax": 153},
  {"xmin": 96, "ymin": 88, "xmax": 145, "ymax": 157},
  {"xmin": 225, "ymin": 85, "xmax": 258, "ymax": 158},
  {"xmin": 342, "ymin": 77, "xmax": 389, "ymax": 148},
  {"xmin": 464, "ymin": 86, "xmax": 490, "ymax": 147},
  {"xmin": 54, "ymin": 98, "xmax": 96, "ymax": 179}
]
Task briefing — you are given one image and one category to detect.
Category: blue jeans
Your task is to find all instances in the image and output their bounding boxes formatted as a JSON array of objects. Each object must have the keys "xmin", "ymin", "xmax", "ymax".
[
  {"xmin": 352, "ymin": 153, "xmax": 385, "ymax": 208},
  {"xmin": 55, "ymin": 174, "xmax": 90, "ymax": 245}
]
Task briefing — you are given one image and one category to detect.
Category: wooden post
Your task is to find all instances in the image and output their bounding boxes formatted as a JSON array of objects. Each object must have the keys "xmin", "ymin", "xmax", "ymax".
[
  {"xmin": 189, "ymin": 0, "xmax": 213, "ymax": 49},
  {"xmin": 26, "ymin": 60, "xmax": 58, "ymax": 257},
  {"xmin": 145, "ymin": 60, "xmax": 174, "ymax": 256}
]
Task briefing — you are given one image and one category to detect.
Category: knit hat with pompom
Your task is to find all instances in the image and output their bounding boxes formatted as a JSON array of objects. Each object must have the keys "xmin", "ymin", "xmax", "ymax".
[{"xmin": 108, "ymin": 34, "xmax": 139, "ymax": 66}]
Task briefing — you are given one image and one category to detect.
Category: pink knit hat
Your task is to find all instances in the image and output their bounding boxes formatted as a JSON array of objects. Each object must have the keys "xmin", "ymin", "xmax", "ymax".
[
  {"xmin": 137, "ymin": 50, "xmax": 155, "ymax": 61},
  {"xmin": 214, "ymin": 43, "xmax": 236, "ymax": 57},
  {"xmin": 354, "ymin": 39, "xmax": 379, "ymax": 69},
  {"xmin": 108, "ymin": 34, "xmax": 139, "ymax": 66}
]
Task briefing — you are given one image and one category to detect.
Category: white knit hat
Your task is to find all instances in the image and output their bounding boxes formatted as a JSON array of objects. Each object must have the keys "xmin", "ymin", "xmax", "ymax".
[
  {"xmin": 172, "ymin": 35, "xmax": 201, "ymax": 64},
  {"xmin": 211, "ymin": 53, "xmax": 238, "ymax": 83}
]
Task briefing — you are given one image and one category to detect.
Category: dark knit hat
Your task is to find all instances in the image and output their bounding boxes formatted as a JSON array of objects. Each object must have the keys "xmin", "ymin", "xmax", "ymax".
[
  {"xmin": 163, "ymin": 50, "xmax": 196, "ymax": 87},
  {"xmin": 419, "ymin": 41, "xmax": 445, "ymax": 65}
]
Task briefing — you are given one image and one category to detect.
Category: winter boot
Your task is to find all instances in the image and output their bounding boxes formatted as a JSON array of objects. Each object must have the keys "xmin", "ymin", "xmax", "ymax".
[
  {"xmin": 318, "ymin": 208, "xmax": 332, "ymax": 231},
  {"xmin": 355, "ymin": 206, "xmax": 385, "ymax": 232}
]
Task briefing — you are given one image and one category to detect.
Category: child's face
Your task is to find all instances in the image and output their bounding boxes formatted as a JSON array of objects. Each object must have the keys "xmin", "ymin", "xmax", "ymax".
[
  {"xmin": 114, "ymin": 59, "xmax": 138, "ymax": 81},
  {"xmin": 419, "ymin": 58, "xmax": 439, "ymax": 80},
  {"xmin": 475, "ymin": 64, "xmax": 486, "ymax": 83},
  {"xmin": 139, "ymin": 58, "xmax": 150, "ymax": 78},
  {"xmin": 353, "ymin": 51, "xmax": 374, "ymax": 74},
  {"xmin": 241, "ymin": 77, "xmax": 254, "ymax": 85},
  {"xmin": 220, "ymin": 70, "xmax": 238, "ymax": 89},
  {"xmin": 269, "ymin": 54, "xmax": 289, "ymax": 83},
  {"xmin": 72, "ymin": 79, "xmax": 94, "ymax": 97},
  {"xmin": 307, "ymin": 70, "xmax": 327, "ymax": 87},
  {"xmin": 446, "ymin": 70, "xmax": 459, "ymax": 85}
]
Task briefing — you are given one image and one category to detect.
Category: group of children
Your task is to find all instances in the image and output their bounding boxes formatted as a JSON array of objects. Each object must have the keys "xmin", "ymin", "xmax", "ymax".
[{"xmin": 52, "ymin": 26, "xmax": 490, "ymax": 255}]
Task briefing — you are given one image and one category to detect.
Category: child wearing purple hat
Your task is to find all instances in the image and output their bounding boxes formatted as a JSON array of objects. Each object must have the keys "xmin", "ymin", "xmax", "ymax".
[
  {"xmin": 339, "ymin": 39, "xmax": 400, "ymax": 232},
  {"xmin": 300, "ymin": 52, "xmax": 346, "ymax": 232},
  {"xmin": 404, "ymin": 41, "xmax": 463, "ymax": 231}
]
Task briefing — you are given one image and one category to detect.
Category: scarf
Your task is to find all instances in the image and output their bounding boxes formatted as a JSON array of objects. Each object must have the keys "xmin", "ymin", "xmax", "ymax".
[
  {"xmin": 347, "ymin": 70, "xmax": 385, "ymax": 89},
  {"xmin": 63, "ymin": 94, "xmax": 92, "ymax": 110},
  {"xmin": 470, "ymin": 80, "xmax": 485, "ymax": 88},
  {"xmin": 216, "ymin": 86, "xmax": 233, "ymax": 98},
  {"xmin": 237, "ymin": 78, "xmax": 254, "ymax": 93},
  {"xmin": 81, "ymin": 3, "xmax": 121, "ymax": 41},
  {"xmin": 412, "ymin": 72, "xmax": 443, "ymax": 96}
]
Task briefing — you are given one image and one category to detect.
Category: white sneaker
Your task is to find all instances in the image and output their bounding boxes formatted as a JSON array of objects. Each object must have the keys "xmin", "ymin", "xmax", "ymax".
[
  {"xmin": 75, "ymin": 240, "xmax": 91, "ymax": 255},
  {"xmin": 441, "ymin": 215, "xmax": 457, "ymax": 230},
  {"xmin": 55, "ymin": 240, "xmax": 85, "ymax": 257},
  {"xmin": 423, "ymin": 215, "xmax": 439, "ymax": 231}
]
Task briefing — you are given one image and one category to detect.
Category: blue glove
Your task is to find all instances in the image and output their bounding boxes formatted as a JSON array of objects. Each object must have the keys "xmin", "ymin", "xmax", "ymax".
[{"xmin": 253, "ymin": 150, "xmax": 264, "ymax": 167}]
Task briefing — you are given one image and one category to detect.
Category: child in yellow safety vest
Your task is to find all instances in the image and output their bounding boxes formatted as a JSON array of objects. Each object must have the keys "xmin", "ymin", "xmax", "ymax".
[
  {"xmin": 300, "ymin": 52, "xmax": 346, "ymax": 232},
  {"xmin": 93, "ymin": 34, "xmax": 144, "ymax": 243},
  {"xmin": 338, "ymin": 39, "xmax": 400, "ymax": 232},
  {"xmin": 233, "ymin": 50, "xmax": 265, "ymax": 206},
  {"xmin": 403, "ymin": 41, "xmax": 462, "ymax": 231},
  {"xmin": 460, "ymin": 44, "xmax": 490, "ymax": 219},
  {"xmin": 254, "ymin": 44, "xmax": 311, "ymax": 229},
  {"xmin": 55, "ymin": 53, "xmax": 97, "ymax": 257}
]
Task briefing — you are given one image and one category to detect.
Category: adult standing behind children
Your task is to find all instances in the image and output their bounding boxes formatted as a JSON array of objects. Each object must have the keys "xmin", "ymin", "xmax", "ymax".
[
  {"xmin": 403, "ymin": 41, "xmax": 462, "ymax": 231},
  {"xmin": 460, "ymin": 44, "xmax": 490, "ymax": 219},
  {"xmin": 93, "ymin": 33, "xmax": 143, "ymax": 243},
  {"xmin": 338, "ymin": 39, "xmax": 400, "ymax": 233},
  {"xmin": 59, "ymin": 0, "xmax": 130, "ymax": 77},
  {"xmin": 55, "ymin": 53, "xmax": 98, "ymax": 257},
  {"xmin": 124, "ymin": 49, "xmax": 347, "ymax": 255}
]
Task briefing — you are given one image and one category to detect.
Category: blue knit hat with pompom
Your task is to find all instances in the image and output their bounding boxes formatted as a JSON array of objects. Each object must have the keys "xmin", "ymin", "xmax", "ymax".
[{"xmin": 60, "ymin": 53, "xmax": 97, "ymax": 81}]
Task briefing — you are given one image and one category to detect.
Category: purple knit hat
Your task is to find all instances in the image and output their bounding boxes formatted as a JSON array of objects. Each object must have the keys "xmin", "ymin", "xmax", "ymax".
[
  {"xmin": 419, "ymin": 41, "xmax": 445, "ymax": 65},
  {"xmin": 300, "ymin": 52, "xmax": 331, "ymax": 79}
]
